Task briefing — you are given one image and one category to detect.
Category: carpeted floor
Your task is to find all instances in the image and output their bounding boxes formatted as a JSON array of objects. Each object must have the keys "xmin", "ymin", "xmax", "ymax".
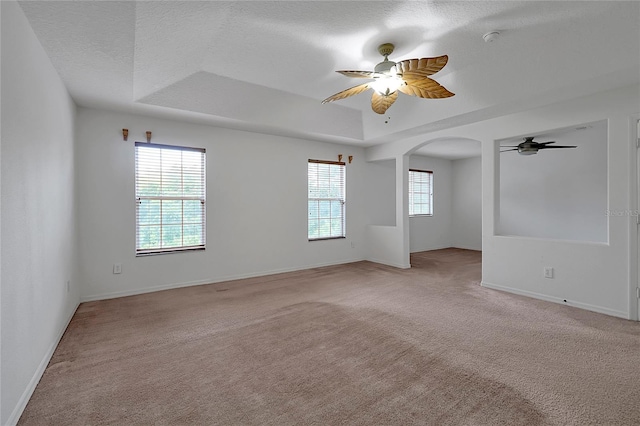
[{"xmin": 19, "ymin": 249, "xmax": 640, "ymax": 425}]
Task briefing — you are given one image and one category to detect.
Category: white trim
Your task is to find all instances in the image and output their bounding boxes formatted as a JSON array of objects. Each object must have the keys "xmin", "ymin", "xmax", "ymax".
[
  {"xmin": 631, "ymin": 114, "xmax": 640, "ymax": 321},
  {"xmin": 6, "ymin": 303, "xmax": 80, "ymax": 426},
  {"xmin": 81, "ymin": 257, "xmax": 366, "ymax": 302},
  {"xmin": 366, "ymin": 258, "xmax": 411, "ymax": 269},
  {"xmin": 451, "ymin": 245, "xmax": 482, "ymax": 252},
  {"xmin": 409, "ymin": 244, "xmax": 453, "ymax": 254},
  {"xmin": 492, "ymin": 234, "xmax": 610, "ymax": 247},
  {"xmin": 481, "ymin": 281, "xmax": 628, "ymax": 319}
]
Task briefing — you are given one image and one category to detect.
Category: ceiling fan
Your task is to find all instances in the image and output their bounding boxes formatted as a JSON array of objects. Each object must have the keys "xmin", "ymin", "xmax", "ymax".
[
  {"xmin": 322, "ymin": 43, "xmax": 454, "ymax": 114},
  {"xmin": 501, "ymin": 137, "xmax": 577, "ymax": 155}
]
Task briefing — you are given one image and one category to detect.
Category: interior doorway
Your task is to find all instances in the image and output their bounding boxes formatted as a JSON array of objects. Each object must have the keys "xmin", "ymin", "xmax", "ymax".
[{"xmin": 408, "ymin": 139, "xmax": 482, "ymax": 254}]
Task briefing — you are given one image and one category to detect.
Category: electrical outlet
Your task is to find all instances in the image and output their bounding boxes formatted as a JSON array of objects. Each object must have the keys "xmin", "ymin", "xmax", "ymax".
[
  {"xmin": 113, "ymin": 263, "xmax": 122, "ymax": 274},
  {"xmin": 544, "ymin": 267, "xmax": 554, "ymax": 279}
]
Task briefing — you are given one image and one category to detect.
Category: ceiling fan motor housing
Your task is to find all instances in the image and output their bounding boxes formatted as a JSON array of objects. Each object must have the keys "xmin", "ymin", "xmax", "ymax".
[
  {"xmin": 374, "ymin": 59, "xmax": 396, "ymax": 74},
  {"xmin": 377, "ymin": 43, "xmax": 395, "ymax": 57},
  {"xmin": 375, "ymin": 43, "xmax": 397, "ymax": 74}
]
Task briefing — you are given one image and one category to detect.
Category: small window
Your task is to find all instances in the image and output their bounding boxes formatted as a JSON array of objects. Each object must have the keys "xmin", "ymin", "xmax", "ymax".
[
  {"xmin": 409, "ymin": 169, "xmax": 433, "ymax": 216},
  {"xmin": 308, "ymin": 159, "xmax": 346, "ymax": 240},
  {"xmin": 135, "ymin": 142, "xmax": 206, "ymax": 255}
]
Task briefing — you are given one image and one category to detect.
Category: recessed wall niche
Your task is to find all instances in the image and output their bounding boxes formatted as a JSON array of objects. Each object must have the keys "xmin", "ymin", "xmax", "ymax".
[{"xmin": 497, "ymin": 120, "xmax": 608, "ymax": 243}]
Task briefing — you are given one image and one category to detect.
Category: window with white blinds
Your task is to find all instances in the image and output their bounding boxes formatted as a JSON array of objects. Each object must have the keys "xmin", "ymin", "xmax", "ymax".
[
  {"xmin": 135, "ymin": 142, "xmax": 206, "ymax": 255},
  {"xmin": 308, "ymin": 160, "xmax": 346, "ymax": 240},
  {"xmin": 409, "ymin": 169, "xmax": 433, "ymax": 216}
]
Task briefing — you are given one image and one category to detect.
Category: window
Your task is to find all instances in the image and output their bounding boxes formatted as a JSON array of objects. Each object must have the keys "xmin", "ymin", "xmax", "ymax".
[
  {"xmin": 135, "ymin": 142, "xmax": 206, "ymax": 255},
  {"xmin": 308, "ymin": 160, "xmax": 345, "ymax": 240},
  {"xmin": 409, "ymin": 169, "xmax": 433, "ymax": 216}
]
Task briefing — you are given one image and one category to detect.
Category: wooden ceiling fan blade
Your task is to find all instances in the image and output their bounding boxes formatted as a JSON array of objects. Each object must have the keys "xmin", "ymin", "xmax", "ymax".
[
  {"xmin": 371, "ymin": 90, "xmax": 398, "ymax": 114},
  {"xmin": 500, "ymin": 148, "xmax": 519, "ymax": 152},
  {"xmin": 395, "ymin": 55, "xmax": 449, "ymax": 76},
  {"xmin": 538, "ymin": 141, "xmax": 556, "ymax": 145},
  {"xmin": 322, "ymin": 83, "xmax": 371, "ymax": 104},
  {"xmin": 336, "ymin": 70, "xmax": 380, "ymax": 78},
  {"xmin": 539, "ymin": 145, "xmax": 577, "ymax": 149},
  {"xmin": 401, "ymin": 70, "xmax": 440, "ymax": 80},
  {"xmin": 399, "ymin": 77, "xmax": 454, "ymax": 99}
]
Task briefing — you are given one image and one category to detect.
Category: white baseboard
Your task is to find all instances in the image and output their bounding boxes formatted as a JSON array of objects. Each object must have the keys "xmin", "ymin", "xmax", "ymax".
[
  {"xmin": 366, "ymin": 258, "xmax": 411, "ymax": 269},
  {"xmin": 6, "ymin": 302, "xmax": 80, "ymax": 426},
  {"xmin": 81, "ymin": 257, "xmax": 367, "ymax": 302},
  {"xmin": 451, "ymin": 245, "xmax": 482, "ymax": 252},
  {"xmin": 481, "ymin": 281, "xmax": 628, "ymax": 319},
  {"xmin": 409, "ymin": 245, "xmax": 452, "ymax": 253}
]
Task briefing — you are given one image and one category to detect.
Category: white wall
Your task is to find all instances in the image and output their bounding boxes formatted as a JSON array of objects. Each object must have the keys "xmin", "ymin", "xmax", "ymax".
[
  {"xmin": 75, "ymin": 108, "xmax": 373, "ymax": 301},
  {"xmin": 408, "ymin": 155, "xmax": 453, "ymax": 252},
  {"xmin": 480, "ymin": 90, "xmax": 638, "ymax": 319},
  {"xmin": 452, "ymin": 156, "xmax": 482, "ymax": 251},
  {"xmin": 364, "ymin": 159, "xmax": 395, "ymax": 226},
  {"xmin": 498, "ymin": 121, "xmax": 607, "ymax": 242},
  {"xmin": 371, "ymin": 86, "xmax": 638, "ymax": 319},
  {"xmin": 366, "ymin": 155, "xmax": 411, "ymax": 268},
  {"xmin": 365, "ymin": 85, "xmax": 638, "ymax": 319},
  {"xmin": 481, "ymin": 99, "xmax": 635, "ymax": 318},
  {"xmin": 1, "ymin": 2, "xmax": 79, "ymax": 424}
]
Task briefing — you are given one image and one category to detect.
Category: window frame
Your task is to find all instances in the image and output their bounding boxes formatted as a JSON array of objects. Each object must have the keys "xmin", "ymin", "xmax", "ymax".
[
  {"xmin": 135, "ymin": 142, "xmax": 206, "ymax": 256},
  {"xmin": 408, "ymin": 168, "xmax": 433, "ymax": 217},
  {"xmin": 308, "ymin": 159, "xmax": 346, "ymax": 241}
]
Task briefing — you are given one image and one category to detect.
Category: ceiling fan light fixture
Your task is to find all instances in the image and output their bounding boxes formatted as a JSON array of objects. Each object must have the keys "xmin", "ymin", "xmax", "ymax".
[
  {"xmin": 518, "ymin": 147, "xmax": 538, "ymax": 155},
  {"xmin": 370, "ymin": 75, "xmax": 405, "ymax": 96}
]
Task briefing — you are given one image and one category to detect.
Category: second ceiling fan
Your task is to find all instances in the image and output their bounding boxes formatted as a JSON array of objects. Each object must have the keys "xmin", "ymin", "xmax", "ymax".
[
  {"xmin": 501, "ymin": 137, "xmax": 577, "ymax": 155},
  {"xmin": 322, "ymin": 43, "xmax": 455, "ymax": 114}
]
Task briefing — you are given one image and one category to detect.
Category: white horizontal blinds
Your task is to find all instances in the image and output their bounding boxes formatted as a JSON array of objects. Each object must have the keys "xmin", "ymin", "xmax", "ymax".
[
  {"xmin": 409, "ymin": 169, "xmax": 433, "ymax": 216},
  {"xmin": 308, "ymin": 160, "xmax": 346, "ymax": 240},
  {"xmin": 135, "ymin": 142, "xmax": 206, "ymax": 255}
]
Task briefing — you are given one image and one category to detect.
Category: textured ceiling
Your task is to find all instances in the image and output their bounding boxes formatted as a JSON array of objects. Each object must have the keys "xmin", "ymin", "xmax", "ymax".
[{"xmin": 18, "ymin": 1, "xmax": 640, "ymax": 156}]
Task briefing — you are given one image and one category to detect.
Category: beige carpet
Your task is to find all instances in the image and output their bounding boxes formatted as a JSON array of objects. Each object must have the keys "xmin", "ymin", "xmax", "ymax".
[{"xmin": 19, "ymin": 249, "xmax": 640, "ymax": 425}]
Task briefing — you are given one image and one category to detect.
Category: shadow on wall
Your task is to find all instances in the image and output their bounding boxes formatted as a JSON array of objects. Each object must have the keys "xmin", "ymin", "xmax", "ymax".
[{"xmin": 497, "ymin": 120, "xmax": 608, "ymax": 243}]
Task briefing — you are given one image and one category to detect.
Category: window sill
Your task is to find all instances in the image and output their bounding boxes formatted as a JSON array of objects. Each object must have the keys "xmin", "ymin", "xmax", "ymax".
[
  {"xmin": 136, "ymin": 247, "xmax": 205, "ymax": 257},
  {"xmin": 308, "ymin": 236, "xmax": 346, "ymax": 242}
]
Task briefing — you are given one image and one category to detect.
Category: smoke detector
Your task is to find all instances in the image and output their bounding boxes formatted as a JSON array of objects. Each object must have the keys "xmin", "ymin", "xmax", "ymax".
[{"xmin": 483, "ymin": 31, "xmax": 500, "ymax": 43}]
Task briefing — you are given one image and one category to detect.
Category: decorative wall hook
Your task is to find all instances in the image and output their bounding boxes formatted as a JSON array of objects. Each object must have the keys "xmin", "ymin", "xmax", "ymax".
[
  {"xmin": 122, "ymin": 128, "xmax": 129, "ymax": 141},
  {"xmin": 146, "ymin": 131, "xmax": 152, "ymax": 143},
  {"xmin": 338, "ymin": 154, "xmax": 343, "ymax": 162},
  {"xmin": 348, "ymin": 155, "xmax": 353, "ymax": 164}
]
